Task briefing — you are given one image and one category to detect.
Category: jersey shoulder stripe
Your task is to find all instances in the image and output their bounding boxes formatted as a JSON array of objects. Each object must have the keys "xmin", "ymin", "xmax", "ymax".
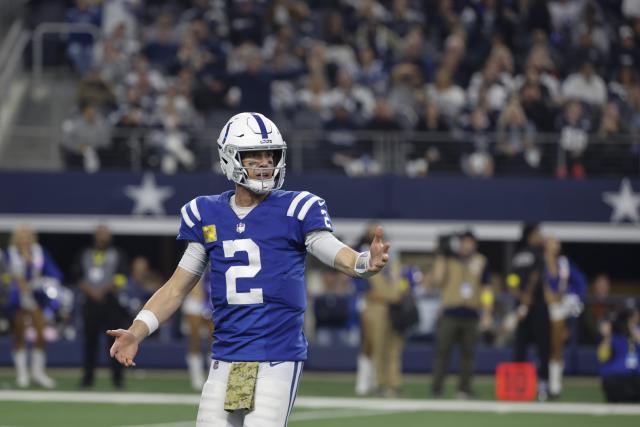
[
  {"xmin": 181, "ymin": 196, "xmax": 210, "ymax": 228},
  {"xmin": 286, "ymin": 191, "xmax": 310, "ymax": 217},
  {"xmin": 297, "ymin": 196, "xmax": 322, "ymax": 220},
  {"xmin": 181, "ymin": 204, "xmax": 195, "ymax": 228},
  {"xmin": 189, "ymin": 199, "xmax": 201, "ymax": 221}
]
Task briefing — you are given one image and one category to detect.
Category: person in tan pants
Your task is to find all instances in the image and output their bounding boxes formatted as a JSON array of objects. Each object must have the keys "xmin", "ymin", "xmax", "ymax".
[{"xmin": 364, "ymin": 260, "xmax": 405, "ymax": 397}]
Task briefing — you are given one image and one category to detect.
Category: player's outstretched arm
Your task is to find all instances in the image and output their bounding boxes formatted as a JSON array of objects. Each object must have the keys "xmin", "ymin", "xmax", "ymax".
[
  {"xmin": 334, "ymin": 226, "xmax": 390, "ymax": 277},
  {"xmin": 107, "ymin": 266, "xmax": 200, "ymax": 367}
]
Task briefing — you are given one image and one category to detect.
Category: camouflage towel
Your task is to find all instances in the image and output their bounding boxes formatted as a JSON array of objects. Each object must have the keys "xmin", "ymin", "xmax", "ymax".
[{"xmin": 224, "ymin": 362, "xmax": 260, "ymax": 413}]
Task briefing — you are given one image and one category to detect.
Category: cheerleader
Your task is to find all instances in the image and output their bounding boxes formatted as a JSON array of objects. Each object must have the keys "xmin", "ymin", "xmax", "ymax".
[
  {"xmin": 6, "ymin": 225, "xmax": 63, "ymax": 388},
  {"xmin": 543, "ymin": 236, "xmax": 586, "ymax": 399}
]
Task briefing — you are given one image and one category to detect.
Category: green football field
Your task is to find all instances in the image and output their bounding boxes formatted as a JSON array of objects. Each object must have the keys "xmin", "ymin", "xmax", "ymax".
[{"xmin": 0, "ymin": 368, "xmax": 638, "ymax": 427}]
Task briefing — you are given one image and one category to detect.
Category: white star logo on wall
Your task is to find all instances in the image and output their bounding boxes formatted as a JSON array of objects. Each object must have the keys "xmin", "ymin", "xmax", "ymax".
[
  {"xmin": 124, "ymin": 173, "xmax": 174, "ymax": 216},
  {"xmin": 602, "ymin": 178, "xmax": 640, "ymax": 223}
]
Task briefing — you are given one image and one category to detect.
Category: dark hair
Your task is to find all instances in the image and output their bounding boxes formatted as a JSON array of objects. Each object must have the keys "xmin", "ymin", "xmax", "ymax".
[
  {"xmin": 610, "ymin": 308, "xmax": 633, "ymax": 336},
  {"xmin": 519, "ymin": 222, "xmax": 540, "ymax": 247}
]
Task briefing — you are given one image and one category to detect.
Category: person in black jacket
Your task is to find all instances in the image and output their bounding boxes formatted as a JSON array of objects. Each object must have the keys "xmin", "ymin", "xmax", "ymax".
[{"xmin": 508, "ymin": 223, "xmax": 551, "ymax": 400}]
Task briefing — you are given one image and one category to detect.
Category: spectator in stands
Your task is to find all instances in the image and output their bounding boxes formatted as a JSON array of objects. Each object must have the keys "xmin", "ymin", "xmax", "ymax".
[
  {"xmin": 594, "ymin": 102, "xmax": 630, "ymax": 153},
  {"xmin": 509, "ymin": 223, "xmax": 551, "ymax": 401},
  {"xmin": 146, "ymin": 84, "xmax": 198, "ymax": 174},
  {"xmin": 518, "ymin": 77, "xmax": 556, "ymax": 133},
  {"xmin": 61, "ymin": 102, "xmax": 113, "ymax": 173},
  {"xmin": 623, "ymin": 0, "xmax": 640, "ymax": 19},
  {"xmin": 182, "ymin": 273, "xmax": 213, "ymax": 391},
  {"xmin": 610, "ymin": 27, "xmax": 639, "ymax": 75},
  {"xmin": 94, "ymin": 37, "xmax": 132, "ymax": 85},
  {"xmin": 425, "ymin": 67, "xmax": 466, "ymax": 123},
  {"xmin": 227, "ymin": 43, "xmax": 306, "ymax": 117},
  {"xmin": 75, "ymin": 225, "xmax": 128, "ymax": 389},
  {"xmin": 543, "ymin": 236, "xmax": 587, "ymax": 399},
  {"xmin": 76, "ymin": 67, "xmax": 117, "ymax": 111},
  {"xmin": 609, "ymin": 64, "xmax": 639, "ymax": 112},
  {"xmin": 102, "ymin": 0, "xmax": 140, "ymax": 42},
  {"xmin": 459, "ymin": 105, "xmax": 495, "ymax": 178},
  {"xmin": 297, "ymin": 73, "xmax": 333, "ymax": 123},
  {"xmin": 561, "ymin": 60, "xmax": 607, "ymax": 107},
  {"xmin": 328, "ymin": 68, "xmax": 376, "ymax": 127},
  {"xmin": 598, "ymin": 306, "xmax": 640, "ymax": 403},
  {"xmin": 228, "ymin": 0, "xmax": 264, "ymax": 46},
  {"xmin": 467, "ymin": 57, "xmax": 511, "ymax": 114},
  {"xmin": 355, "ymin": 46, "xmax": 388, "ymax": 96},
  {"xmin": 496, "ymin": 96, "xmax": 540, "ymax": 174},
  {"xmin": 66, "ymin": 0, "xmax": 102, "ymax": 75},
  {"xmin": 386, "ymin": 62, "xmax": 424, "ymax": 129},
  {"xmin": 556, "ymin": 100, "xmax": 590, "ymax": 179},
  {"xmin": 5, "ymin": 225, "xmax": 63, "ymax": 389},
  {"xmin": 431, "ymin": 231, "xmax": 493, "ymax": 399},
  {"xmin": 143, "ymin": 12, "xmax": 180, "ymax": 73}
]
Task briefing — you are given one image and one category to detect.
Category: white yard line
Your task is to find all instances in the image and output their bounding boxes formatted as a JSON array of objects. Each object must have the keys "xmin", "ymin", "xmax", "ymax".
[{"xmin": 1, "ymin": 391, "xmax": 639, "ymax": 416}]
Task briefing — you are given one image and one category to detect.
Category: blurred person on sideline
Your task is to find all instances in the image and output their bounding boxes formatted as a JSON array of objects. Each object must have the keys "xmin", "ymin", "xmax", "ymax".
[
  {"xmin": 509, "ymin": 223, "xmax": 551, "ymax": 400},
  {"xmin": 75, "ymin": 225, "xmax": 129, "ymax": 389},
  {"xmin": 431, "ymin": 230, "xmax": 493, "ymax": 399},
  {"xmin": 5, "ymin": 225, "xmax": 63, "ymax": 388},
  {"xmin": 182, "ymin": 271, "xmax": 213, "ymax": 391},
  {"xmin": 582, "ymin": 273, "xmax": 613, "ymax": 342},
  {"xmin": 365, "ymin": 251, "xmax": 406, "ymax": 398},
  {"xmin": 543, "ymin": 236, "xmax": 587, "ymax": 399},
  {"xmin": 354, "ymin": 224, "xmax": 378, "ymax": 396},
  {"xmin": 126, "ymin": 256, "xmax": 163, "ymax": 315},
  {"xmin": 598, "ymin": 305, "xmax": 640, "ymax": 403}
]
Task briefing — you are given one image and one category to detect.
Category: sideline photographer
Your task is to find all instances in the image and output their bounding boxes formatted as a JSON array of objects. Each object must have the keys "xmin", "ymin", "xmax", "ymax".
[{"xmin": 431, "ymin": 231, "xmax": 493, "ymax": 398}]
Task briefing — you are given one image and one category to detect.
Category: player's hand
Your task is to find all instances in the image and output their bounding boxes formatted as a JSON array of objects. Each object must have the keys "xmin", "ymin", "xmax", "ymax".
[
  {"xmin": 107, "ymin": 329, "xmax": 139, "ymax": 367},
  {"xmin": 368, "ymin": 226, "xmax": 390, "ymax": 273}
]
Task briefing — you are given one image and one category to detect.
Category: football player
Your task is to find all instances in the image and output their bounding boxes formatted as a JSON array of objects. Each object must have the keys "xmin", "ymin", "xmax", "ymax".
[{"xmin": 108, "ymin": 112, "xmax": 390, "ymax": 426}]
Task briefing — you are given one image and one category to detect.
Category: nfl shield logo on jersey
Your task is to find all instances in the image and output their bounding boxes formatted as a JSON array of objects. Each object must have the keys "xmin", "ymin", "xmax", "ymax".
[{"xmin": 236, "ymin": 222, "xmax": 246, "ymax": 233}]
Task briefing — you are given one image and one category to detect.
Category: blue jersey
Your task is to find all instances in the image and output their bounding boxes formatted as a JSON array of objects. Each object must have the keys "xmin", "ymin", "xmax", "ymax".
[{"xmin": 177, "ymin": 190, "xmax": 334, "ymax": 362}]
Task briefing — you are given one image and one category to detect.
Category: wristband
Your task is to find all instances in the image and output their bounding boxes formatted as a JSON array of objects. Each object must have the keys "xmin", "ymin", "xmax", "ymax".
[
  {"xmin": 134, "ymin": 309, "xmax": 159, "ymax": 336},
  {"xmin": 354, "ymin": 251, "xmax": 375, "ymax": 278}
]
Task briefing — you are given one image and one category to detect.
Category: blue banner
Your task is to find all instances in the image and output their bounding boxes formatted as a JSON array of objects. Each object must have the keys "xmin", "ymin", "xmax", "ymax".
[{"xmin": 1, "ymin": 172, "xmax": 639, "ymax": 223}]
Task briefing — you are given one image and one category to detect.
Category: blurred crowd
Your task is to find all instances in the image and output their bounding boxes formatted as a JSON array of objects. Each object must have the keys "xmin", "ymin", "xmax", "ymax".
[{"xmin": 52, "ymin": 0, "xmax": 640, "ymax": 177}]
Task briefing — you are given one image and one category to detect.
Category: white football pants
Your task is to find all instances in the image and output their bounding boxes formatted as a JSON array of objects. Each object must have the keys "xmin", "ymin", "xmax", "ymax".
[{"xmin": 196, "ymin": 360, "xmax": 303, "ymax": 427}]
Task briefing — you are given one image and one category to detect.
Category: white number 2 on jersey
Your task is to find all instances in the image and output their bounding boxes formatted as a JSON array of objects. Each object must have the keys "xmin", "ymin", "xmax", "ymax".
[{"xmin": 222, "ymin": 239, "xmax": 263, "ymax": 304}]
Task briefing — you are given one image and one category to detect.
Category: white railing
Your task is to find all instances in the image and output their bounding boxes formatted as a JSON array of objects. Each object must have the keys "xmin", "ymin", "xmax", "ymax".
[
  {"xmin": 0, "ymin": 20, "xmax": 29, "ymax": 101},
  {"xmin": 31, "ymin": 21, "xmax": 101, "ymax": 88}
]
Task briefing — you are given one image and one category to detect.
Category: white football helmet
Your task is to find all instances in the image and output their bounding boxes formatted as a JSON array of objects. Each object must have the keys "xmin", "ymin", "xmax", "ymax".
[{"xmin": 217, "ymin": 112, "xmax": 286, "ymax": 194}]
